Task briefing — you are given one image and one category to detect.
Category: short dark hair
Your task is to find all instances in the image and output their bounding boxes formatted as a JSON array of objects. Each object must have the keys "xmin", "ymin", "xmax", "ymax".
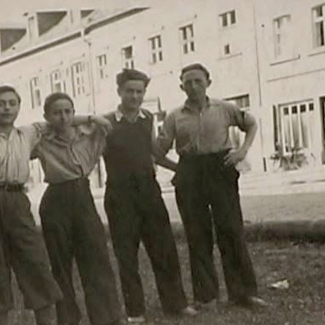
[
  {"xmin": 116, "ymin": 68, "xmax": 150, "ymax": 88},
  {"xmin": 180, "ymin": 63, "xmax": 210, "ymax": 80},
  {"xmin": 0, "ymin": 85, "xmax": 21, "ymax": 103},
  {"xmin": 44, "ymin": 92, "xmax": 74, "ymax": 114}
]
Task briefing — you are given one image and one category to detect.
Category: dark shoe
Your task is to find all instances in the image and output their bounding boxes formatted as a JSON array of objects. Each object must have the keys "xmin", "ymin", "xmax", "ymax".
[
  {"xmin": 127, "ymin": 315, "xmax": 146, "ymax": 323},
  {"xmin": 246, "ymin": 296, "xmax": 268, "ymax": 308},
  {"xmin": 180, "ymin": 305, "xmax": 198, "ymax": 316},
  {"xmin": 192, "ymin": 298, "xmax": 217, "ymax": 311},
  {"xmin": 232, "ymin": 296, "xmax": 268, "ymax": 309}
]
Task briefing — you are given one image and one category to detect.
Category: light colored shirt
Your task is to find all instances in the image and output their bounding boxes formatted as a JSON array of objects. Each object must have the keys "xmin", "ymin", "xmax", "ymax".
[
  {"xmin": 113, "ymin": 107, "xmax": 147, "ymax": 123},
  {"xmin": 157, "ymin": 98, "xmax": 247, "ymax": 155},
  {"xmin": 0, "ymin": 124, "xmax": 43, "ymax": 184},
  {"xmin": 33, "ymin": 123, "xmax": 108, "ymax": 184}
]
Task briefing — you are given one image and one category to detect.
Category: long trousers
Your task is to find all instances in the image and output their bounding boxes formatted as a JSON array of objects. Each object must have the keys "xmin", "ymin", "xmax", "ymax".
[
  {"xmin": 175, "ymin": 152, "xmax": 257, "ymax": 303},
  {"xmin": 104, "ymin": 176, "xmax": 188, "ymax": 317},
  {"xmin": 0, "ymin": 189, "xmax": 62, "ymax": 313},
  {"xmin": 39, "ymin": 178, "xmax": 120, "ymax": 325}
]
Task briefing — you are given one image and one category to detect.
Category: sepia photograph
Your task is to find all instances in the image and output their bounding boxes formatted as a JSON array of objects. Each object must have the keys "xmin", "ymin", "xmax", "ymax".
[{"xmin": 0, "ymin": 0, "xmax": 325, "ymax": 324}]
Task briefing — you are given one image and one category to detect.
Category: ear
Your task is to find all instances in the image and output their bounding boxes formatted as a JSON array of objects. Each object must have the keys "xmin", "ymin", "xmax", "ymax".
[
  {"xmin": 117, "ymin": 87, "xmax": 122, "ymax": 97},
  {"xmin": 207, "ymin": 79, "xmax": 212, "ymax": 88},
  {"xmin": 180, "ymin": 84, "xmax": 185, "ymax": 92},
  {"xmin": 43, "ymin": 112, "xmax": 48, "ymax": 121}
]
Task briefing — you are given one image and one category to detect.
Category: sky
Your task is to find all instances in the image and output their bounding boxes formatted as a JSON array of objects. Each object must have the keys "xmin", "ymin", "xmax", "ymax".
[{"xmin": 0, "ymin": 0, "xmax": 141, "ymax": 23}]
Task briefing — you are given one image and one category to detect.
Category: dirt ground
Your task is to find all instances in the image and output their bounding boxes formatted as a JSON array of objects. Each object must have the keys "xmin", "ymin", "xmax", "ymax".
[{"xmin": 8, "ymin": 240, "xmax": 325, "ymax": 325}]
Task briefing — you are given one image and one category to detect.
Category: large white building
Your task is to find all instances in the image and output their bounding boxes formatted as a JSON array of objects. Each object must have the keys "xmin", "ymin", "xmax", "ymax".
[
  {"xmin": 0, "ymin": 0, "xmax": 325, "ymax": 185},
  {"xmin": 256, "ymin": 0, "xmax": 325, "ymax": 172}
]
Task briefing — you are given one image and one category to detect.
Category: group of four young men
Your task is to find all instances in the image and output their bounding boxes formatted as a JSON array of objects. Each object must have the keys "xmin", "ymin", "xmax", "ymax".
[{"xmin": 0, "ymin": 63, "xmax": 266, "ymax": 325}]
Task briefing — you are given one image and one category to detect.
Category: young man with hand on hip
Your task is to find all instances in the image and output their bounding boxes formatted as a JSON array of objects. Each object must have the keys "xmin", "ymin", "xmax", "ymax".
[{"xmin": 156, "ymin": 63, "xmax": 267, "ymax": 310}]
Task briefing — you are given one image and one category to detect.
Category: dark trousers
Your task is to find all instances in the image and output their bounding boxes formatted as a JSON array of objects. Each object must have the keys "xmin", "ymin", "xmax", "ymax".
[
  {"xmin": 39, "ymin": 179, "xmax": 120, "ymax": 325},
  {"xmin": 0, "ymin": 190, "xmax": 62, "ymax": 313},
  {"xmin": 104, "ymin": 176, "xmax": 187, "ymax": 317},
  {"xmin": 175, "ymin": 153, "xmax": 257, "ymax": 303}
]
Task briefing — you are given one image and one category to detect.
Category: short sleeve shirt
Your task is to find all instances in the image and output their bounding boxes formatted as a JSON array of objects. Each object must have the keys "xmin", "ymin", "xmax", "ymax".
[
  {"xmin": 33, "ymin": 123, "xmax": 108, "ymax": 184},
  {"xmin": 0, "ymin": 123, "xmax": 44, "ymax": 184},
  {"xmin": 156, "ymin": 98, "xmax": 246, "ymax": 155}
]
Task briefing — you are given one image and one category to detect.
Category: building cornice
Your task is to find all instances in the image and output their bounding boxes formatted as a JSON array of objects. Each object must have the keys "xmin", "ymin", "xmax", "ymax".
[
  {"xmin": 0, "ymin": 30, "xmax": 81, "ymax": 67},
  {"xmin": 84, "ymin": 7, "xmax": 148, "ymax": 33},
  {"xmin": 0, "ymin": 7, "xmax": 149, "ymax": 67}
]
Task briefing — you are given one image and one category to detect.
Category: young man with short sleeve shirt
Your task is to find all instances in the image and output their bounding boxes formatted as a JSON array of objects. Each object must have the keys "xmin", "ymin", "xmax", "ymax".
[{"xmin": 156, "ymin": 63, "xmax": 267, "ymax": 309}]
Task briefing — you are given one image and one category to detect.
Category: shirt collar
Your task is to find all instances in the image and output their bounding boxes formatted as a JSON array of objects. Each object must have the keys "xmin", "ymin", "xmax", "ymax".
[
  {"xmin": 115, "ymin": 106, "xmax": 147, "ymax": 122},
  {"xmin": 42, "ymin": 125, "xmax": 91, "ymax": 141},
  {"xmin": 0, "ymin": 127, "xmax": 19, "ymax": 139},
  {"xmin": 183, "ymin": 96, "xmax": 211, "ymax": 112}
]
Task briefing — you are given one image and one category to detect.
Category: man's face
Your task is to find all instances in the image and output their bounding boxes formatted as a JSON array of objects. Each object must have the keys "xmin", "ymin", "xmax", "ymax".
[
  {"xmin": 0, "ymin": 91, "xmax": 20, "ymax": 126},
  {"xmin": 118, "ymin": 80, "xmax": 146, "ymax": 111},
  {"xmin": 180, "ymin": 69, "xmax": 211, "ymax": 102},
  {"xmin": 44, "ymin": 99, "xmax": 74, "ymax": 130}
]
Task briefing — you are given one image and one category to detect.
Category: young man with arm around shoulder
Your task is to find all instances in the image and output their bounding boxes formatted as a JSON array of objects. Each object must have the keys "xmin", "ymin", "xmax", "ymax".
[
  {"xmin": 102, "ymin": 69, "xmax": 197, "ymax": 324},
  {"xmin": 33, "ymin": 92, "xmax": 121, "ymax": 325}
]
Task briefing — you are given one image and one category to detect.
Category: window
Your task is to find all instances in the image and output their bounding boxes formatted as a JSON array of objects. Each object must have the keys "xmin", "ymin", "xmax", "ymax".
[
  {"xmin": 224, "ymin": 44, "xmax": 231, "ymax": 55},
  {"xmin": 50, "ymin": 70, "xmax": 65, "ymax": 92},
  {"xmin": 227, "ymin": 94, "xmax": 250, "ymax": 108},
  {"xmin": 220, "ymin": 10, "xmax": 236, "ymax": 27},
  {"xmin": 275, "ymin": 101, "xmax": 314, "ymax": 154},
  {"xmin": 28, "ymin": 16, "xmax": 37, "ymax": 41},
  {"xmin": 226, "ymin": 95, "xmax": 250, "ymax": 149},
  {"xmin": 30, "ymin": 77, "xmax": 41, "ymax": 109},
  {"xmin": 273, "ymin": 15, "xmax": 291, "ymax": 58},
  {"xmin": 179, "ymin": 24, "xmax": 195, "ymax": 54},
  {"xmin": 227, "ymin": 95, "xmax": 249, "ymax": 108},
  {"xmin": 96, "ymin": 54, "xmax": 107, "ymax": 79},
  {"xmin": 312, "ymin": 4, "xmax": 325, "ymax": 47},
  {"xmin": 149, "ymin": 35, "xmax": 163, "ymax": 64},
  {"xmin": 122, "ymin": 46, "xmax": 134, "ymax": 69},
  {"xmin": 71, "ymin": 62, "xmax": 86, "ymax": 97}
]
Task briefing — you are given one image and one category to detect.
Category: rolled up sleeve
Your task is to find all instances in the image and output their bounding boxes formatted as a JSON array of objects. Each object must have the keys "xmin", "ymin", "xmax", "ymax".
[
  {"xmin": 225, "ymin": 103, "xmax": 247, "ymax": 131},
  {"xmin": 20, "ymin": 122, "xmax": 48, "ymax": 151},
  {"xmin": 90, "ymin": 124, "xmax": 108, "ymax": 158}
]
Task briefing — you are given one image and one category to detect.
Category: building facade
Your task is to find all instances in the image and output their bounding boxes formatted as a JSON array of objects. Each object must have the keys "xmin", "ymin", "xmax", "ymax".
[
  {"xmin": 0, "ymin": 0, "xmax": 325, "ymax": 186},
  {"xmin": 256, "ymin": 0, "xmax": 325, "ymax": 172}
]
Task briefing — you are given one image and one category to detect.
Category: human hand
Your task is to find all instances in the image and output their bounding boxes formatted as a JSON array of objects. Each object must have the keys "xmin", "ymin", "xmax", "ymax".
[
  {"xmin": 90, "ymin": 115, "xmax": 113, "ymax": 133},
  {"xmin": 224, "ymin": 148, "xmax": 247, "ymax": 166}
]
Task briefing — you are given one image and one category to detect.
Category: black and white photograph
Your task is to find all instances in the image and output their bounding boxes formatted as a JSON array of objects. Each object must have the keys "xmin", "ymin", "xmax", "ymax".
[{"xmin": 0, "ymin": 0, "xmax": 325, "ymax": 324}]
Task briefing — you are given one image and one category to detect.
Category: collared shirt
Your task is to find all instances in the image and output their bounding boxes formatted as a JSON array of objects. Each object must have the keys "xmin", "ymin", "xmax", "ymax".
[
  {"xmin": 156, "ymin": 98, "xmax": 247, "ymax": 155},
  {"xmin": 33, "ymin": 123, "xmax": 108, "ymax": 184},
  {"xmin": 103, "ymin": 106, "xmax": 160, "ymax": 174},
  {"xmin": 113, "ymin": 106, "xmax": 147, "ymax": 123},
  {"xmin": 106, "ymin": 106, "xmax": 155, "ymax": 142},
  {"xmin": 0, "ymin": 124, "xmax": 43, "ymax": 184}
]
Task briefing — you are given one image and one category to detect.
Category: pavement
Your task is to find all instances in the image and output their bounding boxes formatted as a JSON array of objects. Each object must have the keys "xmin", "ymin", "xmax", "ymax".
[{"xmin": 26, "ymin": 166, "xmax": 325, "ymax": 241}]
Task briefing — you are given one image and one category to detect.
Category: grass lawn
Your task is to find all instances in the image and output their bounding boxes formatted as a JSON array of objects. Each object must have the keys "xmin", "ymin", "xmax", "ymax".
[{"xmin": 8, "ymin": 240, "xmax": 325, "ymax": 325}]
